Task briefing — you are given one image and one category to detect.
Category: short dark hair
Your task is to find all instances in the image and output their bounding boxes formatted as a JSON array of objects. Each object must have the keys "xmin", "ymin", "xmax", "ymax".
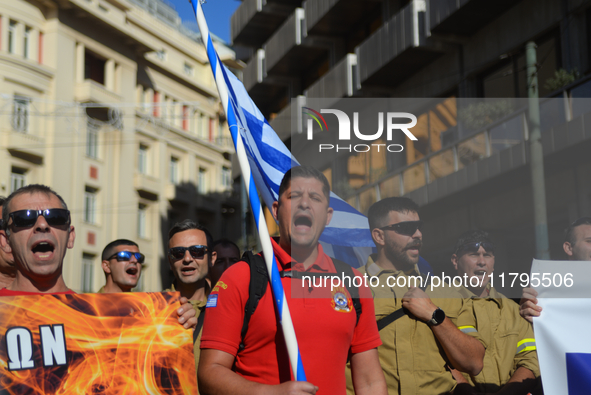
[
  {"xmin": 277, "ymin": 166, "xmax": 331, "ymax": 203},
  {"xmin": 367, "ymin": 197, "xmax": 419, "ymax": 231},
  {"xmin": 453, "ymin": 230, "xmax": 493, "ymax": 256},
  {"xmin": 565, "ymin": 217, "xmax": 591, "ymax": 246},
  {"xmin": 212, "ymin": 238, "xmax": 240, "ymax": 254},
  {"xmin": 102, "ymin": 239, "xmax": 139, "ymax": 261},
  {"xmin": 168, "ymin": 219, "xmax": 213, "ymax": 251},
  {"xmin": 2, "ymin": 185, "xmax": 68, "ymax": 234}
]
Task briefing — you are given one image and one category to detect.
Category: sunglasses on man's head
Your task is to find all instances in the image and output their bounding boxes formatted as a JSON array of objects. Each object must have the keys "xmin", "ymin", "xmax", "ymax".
[
  {"xmin": 168, "ymin": 245, "xmax": 208, "ymax": 261},
  {"xmin": 379, "ymin": 220, "xmax": 423, "ymax": 236},
  {"xmin": 108, "ymin": 251, "xmax": 145, "ymax": 264},
  {"xmin": 8, "ymin": 209, "xmax": 70, "ymax": 229},
  {"xmin": 455, "ymin": 241, "xmax": 495, "ymax": 256}
]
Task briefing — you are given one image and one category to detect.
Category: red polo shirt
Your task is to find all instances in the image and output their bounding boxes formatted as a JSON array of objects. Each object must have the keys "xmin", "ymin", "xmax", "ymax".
[{"xmin": 200, "ymin": 239, "xmax": 381, "ymax": 393}]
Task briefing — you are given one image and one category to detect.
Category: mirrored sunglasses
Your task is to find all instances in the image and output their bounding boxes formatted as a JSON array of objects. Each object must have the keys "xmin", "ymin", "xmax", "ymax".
[{"xmin": 108, "ymin": 251, "xmax": 145, "ymax": 264}]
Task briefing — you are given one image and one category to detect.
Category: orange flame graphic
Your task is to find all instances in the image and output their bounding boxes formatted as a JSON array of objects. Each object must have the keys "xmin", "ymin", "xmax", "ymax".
[{"xmin": 0, "ymin": 292, "xmax": 197, "ymax": 394}]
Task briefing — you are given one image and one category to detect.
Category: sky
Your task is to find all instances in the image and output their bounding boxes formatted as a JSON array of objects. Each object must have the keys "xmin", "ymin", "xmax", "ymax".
[{"xmin": 166, "ymin": 0, "xmax": 241, "ymax": 44}]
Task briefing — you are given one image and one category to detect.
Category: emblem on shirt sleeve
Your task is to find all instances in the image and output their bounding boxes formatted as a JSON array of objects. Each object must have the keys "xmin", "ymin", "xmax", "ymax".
[
  {"xmin": 206, "ymin": 294, "xmax": 218, "ymax": 308},
  {"xmin": 330, "ymin": 287, "xmax": 352, "ymax": 313}
]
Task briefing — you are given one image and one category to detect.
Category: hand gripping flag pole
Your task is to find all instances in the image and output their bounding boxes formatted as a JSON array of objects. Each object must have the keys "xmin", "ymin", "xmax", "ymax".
[{"xmin": 189, "ymin": 0, "xmax": 307, "ymax": 381}]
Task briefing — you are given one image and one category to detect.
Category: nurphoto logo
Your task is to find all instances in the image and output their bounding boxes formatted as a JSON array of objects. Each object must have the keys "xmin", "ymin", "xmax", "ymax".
[{"xmin": 303, "ymin": 107, "xmax": 418, "ymax": 153}]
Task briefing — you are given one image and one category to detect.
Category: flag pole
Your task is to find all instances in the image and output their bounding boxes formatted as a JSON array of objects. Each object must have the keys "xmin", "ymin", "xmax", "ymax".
[{"xmin": 189, "ymin": 0, "xmax": 306, "ymax": 381}]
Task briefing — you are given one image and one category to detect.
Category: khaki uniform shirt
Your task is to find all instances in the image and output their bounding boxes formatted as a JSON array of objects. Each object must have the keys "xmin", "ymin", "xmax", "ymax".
[
  {"xmin": 346, "ymin": 257, "xmax": 484, "ymax": 395},
  {"xmin": 457, "ymin": 285, "xmax": 539, "ymax": 392},
  {"xmin": 164, "ymin": 283, "xmax": 208, "ymax": 392},
  {"xmin": 97, "ymin": 286, "xmax": 105, "ymax": 293}
]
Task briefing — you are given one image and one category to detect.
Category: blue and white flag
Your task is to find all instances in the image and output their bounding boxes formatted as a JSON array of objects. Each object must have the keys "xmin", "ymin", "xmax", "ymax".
[
  {"xmin": 223, "ymin": 68, "xmax": 374, "ymax": 266},
  {"xmin": 531, "ymin": 260, "xmax": 591, "ymax": 394}
]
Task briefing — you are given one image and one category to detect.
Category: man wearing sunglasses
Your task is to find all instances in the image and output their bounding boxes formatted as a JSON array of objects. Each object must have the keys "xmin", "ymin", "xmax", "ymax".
[
  {"xmin": 0, "ymin": 185, "xmax": 75, "ymax": 295},
  {"xmin": 451, "ymin": 230, "xmax": 539, "ymax": 394},
  {"xmin": 346, "ymin": 197, "xmax": 485, "ymax": 395},
  {"xmin": 0, "ymin": 185, "xmax": 199, "ymax": 331},
  {"xmin": 99, "ymin": 239, "xmax": 144, "ymax": 293},
  {"xmin": 165, "ymin": 219, "xmax": 215, "ymax": 378},
  {"xmin": 0, "ymin": 197, "xmax": 16, "ymax": 289},
  {"xmin": 520, "ymin": 217, "xmax": 591, "ymax": 321},
  {"xmin": 199, "ymin": 166, "xmax": 387, "ymax": 395}
]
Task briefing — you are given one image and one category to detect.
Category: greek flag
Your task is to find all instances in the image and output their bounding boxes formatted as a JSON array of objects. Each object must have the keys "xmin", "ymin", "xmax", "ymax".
[
  {"xmin": 531, "ymin": 260, "xmax": 591, "ymax": 394},
  {"xmin": 222, "ymin": 68, "xmax": 374, "ymax": 266}
]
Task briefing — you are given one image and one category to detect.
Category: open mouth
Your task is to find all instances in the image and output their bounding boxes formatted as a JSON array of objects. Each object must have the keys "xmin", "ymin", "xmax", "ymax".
[
  {"xmin": 31, "ymin": 241, "xmax": 55, "ymax": 258},
  {"xmin": 126, "ymin": 267, "xmax": 139, "ymax": 276},
  {"xmin": 474, "ymin": 270, "xmax": 487, "ymax": 276},
  {"xmin": 294, "ymin": 214, "xmax": 312, "ymax": 229},
  {"xmin": 181, "ymin": 267, "xmax": 197, "ymax": 276}
]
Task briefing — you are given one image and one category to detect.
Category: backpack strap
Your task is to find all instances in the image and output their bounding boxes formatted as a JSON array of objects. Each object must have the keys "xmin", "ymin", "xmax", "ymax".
[
  {"xmin": 376, "ymin": 273, "xmax": 431, "ymax": 331},
  {"xmin": 239, "ymin": 251, "xmax": 269, "ymax": 351},
  {"xmin": 194, "ymin": 308, "xmax": 205, "ymax": 343}
]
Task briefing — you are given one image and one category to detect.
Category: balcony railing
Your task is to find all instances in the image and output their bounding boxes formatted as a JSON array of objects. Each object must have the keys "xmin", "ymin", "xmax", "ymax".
[
  {"xmin": 304, "ymin": 53, "xmax": 357, "ymax": 98},
  {"xmin": 263, "ymin": 8, "xmax": 304, "ymax": 73},
  {"xmin": 242, "ymin": 49, "xmax": 265, "ymax": 91},
  {"xmin": 345, "ymin": 77, "xmax": 591, "ymax": 213},
  {"xmin": 356, "ymin": 0, "xmax": 435, "ymax": 87}
]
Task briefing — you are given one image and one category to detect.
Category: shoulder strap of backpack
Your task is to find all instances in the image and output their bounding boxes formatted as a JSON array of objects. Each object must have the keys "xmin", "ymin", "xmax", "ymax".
[
  {"xmin": 376, "ymin": 272, "xmax": 431, "ymax": 331},
  {"xmin": 194, "ymin": 308, "xmax": 205, "ymax": 343},
  {"xmin": 239, "ymin": 251, "xmax": 269, "ymax": 351}
]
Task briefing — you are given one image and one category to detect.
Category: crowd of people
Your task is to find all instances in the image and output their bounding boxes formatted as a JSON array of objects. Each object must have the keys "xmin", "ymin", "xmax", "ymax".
[{"xmin": 1, "ymin": 165, "xmax": 587, "ymax": 394}]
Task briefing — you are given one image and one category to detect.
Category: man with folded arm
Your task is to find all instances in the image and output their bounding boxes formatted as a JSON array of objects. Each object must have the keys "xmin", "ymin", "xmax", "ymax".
[{"xmin": 346, "ymin": 197, "xmax": 485, "ymax": 395}]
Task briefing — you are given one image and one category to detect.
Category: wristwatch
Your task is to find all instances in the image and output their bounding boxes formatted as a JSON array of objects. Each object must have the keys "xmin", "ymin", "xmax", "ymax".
[{"xmin": 427, "ymin": 307, "xmax": 446, "ymax": 326}]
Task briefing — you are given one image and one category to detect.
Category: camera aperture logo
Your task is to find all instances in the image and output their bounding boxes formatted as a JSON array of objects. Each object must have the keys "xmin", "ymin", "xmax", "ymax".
[{"xmin": 303, "ymin": 107, "xmax": 417, "ymax": 153}]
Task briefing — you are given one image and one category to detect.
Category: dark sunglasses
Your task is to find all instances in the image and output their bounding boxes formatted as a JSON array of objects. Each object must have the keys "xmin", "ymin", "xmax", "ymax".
[
  {"xmin": 379, "ymin": 220, "xmax": 423, "ymax": 236},
  {"xmin": 455, "ymin": 241, "xmax": 495, "ymax": 256},
  {"xmin": 8, "ymin": 209, "xmax": 70, "ymax": 229},
  {"xmin": 168, "ymin": 245, "xmax": 208, "ymax": 260},
  {"xmin": 108, "ymin": 251, "xmax": 145, "ymax": 264}
]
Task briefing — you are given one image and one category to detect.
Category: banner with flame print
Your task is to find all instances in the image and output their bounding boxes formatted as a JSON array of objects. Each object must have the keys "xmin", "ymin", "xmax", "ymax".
[{"xmin": 0, "ymin": 292, "xmax": 197, "ymax": 394}]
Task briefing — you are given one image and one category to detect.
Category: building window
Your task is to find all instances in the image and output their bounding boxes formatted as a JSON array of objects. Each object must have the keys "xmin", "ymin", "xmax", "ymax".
[
  {"xmin": 170, "ymin": 156, "xmax": 179, "ymax": 184},
  {"xmin": 8, "ymin": 20, "xmax": 16, "ymax": 54},
  {"xmin": 221, "ymin": 166, "xmax": 231, "ymax": 190},
  {"xmin": 138, "ymin": 144, "xmax": 148, "ymax": 174},
  {"xmin": 156, "ymin": 49, "xmax": 167, "ymax": 61},
  {"xmin": 23, "ymin": 26, "xmax": 31, "ymax": 59},
  {"xmin": 10, "ymin": 168, "xmax": 26, "ymax": 193},
  {"xmin": 153, "ymin": 91, "xmax": 160, "ymax": 117},
  {"xmin": 138, "ymin": 203, "xmax": 147, "ymax": 238},
  {"xmin": 182, "ymin": 105, "xmax": 189, "ymax": 130},
  {"xmin": 38, "ymin": 32, "xmax": 43, "ymax": 64},
  {"xmin": 198, "ymin": 168, "xmax": 207, "ymax": 194},
  {"xmin": 184, "ymin": 62, "xmax": 194, "ymax": 76},
  {"xmin": 84, "ymin": 186, "xmax": 97, "ymax": 224},
  {"xmin": 84, "ymin": 50, "xmax": 106, "ymax": 85},
  {"xmin": 197, "ymin": 113, "xmax": 204, "ymax": 139},
  {"xmin": 11, "ymin": 96, "xmax": 29, "ymax": 133},
  {"xmin": 82, "ymin": 253, "xmax": 95, "ymax": 293},
  {"xmin": 87, "ymin": 122, "xmax": 99, "ymax": 158}
]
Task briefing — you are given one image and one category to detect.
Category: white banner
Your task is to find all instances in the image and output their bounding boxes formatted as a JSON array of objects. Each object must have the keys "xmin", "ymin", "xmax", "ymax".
[{"xmin": 531, "ymin": 260, "xmax": 591, "ymax": 394}]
